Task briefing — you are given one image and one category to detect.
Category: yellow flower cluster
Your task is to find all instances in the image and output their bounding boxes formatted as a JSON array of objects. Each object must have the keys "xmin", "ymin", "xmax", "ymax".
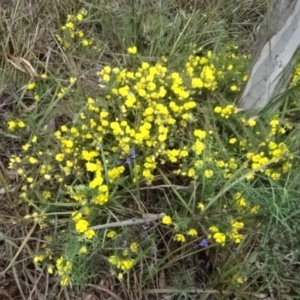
[
  {"xmin": 206, "ymin": 189, "xmax": 263, "ymax": 246},
  {"xmin": 229, "ymin": 220, "xmax": 244, "ymax": 244},
  {"xmin": 214, "ymin": 104, "xmax": 238, "ymax": 119},
  {"xmin": 209, "ymin": 226, "xmax": 226, "ymax": 246},
  {"xmin": 208, "ymin": 221, "xmax": 244, "ymax": 246},
  {"xmin": 173, "ymin": 230, "xmax": 198, "ymax": 243},
  {"xmin": 56, "ymin": 256, "xmax": 73, "ymax": 286},
  {"xmin": 8, "ymin": 42, "xmax": 297, "ymax": 286},
  {"xmin": 55, "ymin": 9, "xmax": 96, "ymax": 50},
  {"xmin": 187, "ymin": 51, "xmax": 218, "ymax": 91},
  {"xmin": 33, "ymin": 254, "xmax": 44, "ymax": 264},
  {"xmin": 107, "ymin": 239, "xmax": 141, "ymax": 277},
  {"xmin": 7, "ymin": 120, "xmax": 26, "ymax": 132},
  {"xmin": 108, "ymin": 255, "xmax": 135, "ymax": 271},
  {"xmin": 162, "ymin": 214, "xmax": 198, "ymax": 242},
  {"xmin": 211, "ymin": 105, "xmax": 293, "ymax": 181},
  {"xmin": 74, "ymin": 218, "xmax": 95, "ymax": 239}
]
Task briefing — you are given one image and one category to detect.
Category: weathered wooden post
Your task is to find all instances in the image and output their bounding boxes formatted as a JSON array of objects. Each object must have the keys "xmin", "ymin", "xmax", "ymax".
[{"xmin": 239, "ymin": 0, "xmax": 300, "ymax": 110}]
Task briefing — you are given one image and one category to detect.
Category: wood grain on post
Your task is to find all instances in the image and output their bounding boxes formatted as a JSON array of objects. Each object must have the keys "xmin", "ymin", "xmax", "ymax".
[{"xmin": 239, "ymin": 0, "xmax": 300, "ymax": 110}]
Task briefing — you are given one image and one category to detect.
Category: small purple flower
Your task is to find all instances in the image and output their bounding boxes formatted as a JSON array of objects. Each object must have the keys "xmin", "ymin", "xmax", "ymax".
[
  {"xmin": 94, "ymin": 64, "xmax": 101, "ymax": 71},
  {"xmin": 199, "ymin": 239, "xmax": 209, "ymax": 248},
  {"xmin": 125, "ymin": 157, "xmax": 132, "ymax": 164},
  {"xmin": 140, "ymin": 233, "xmax": 147, "ymax": 240},
  {"xmin": 115, "ymin": 159, "xmax": 122, "ymax": 165},
  {"xmin": 130, "ymin": 148, "xmax": 138, "ymax": 159}
]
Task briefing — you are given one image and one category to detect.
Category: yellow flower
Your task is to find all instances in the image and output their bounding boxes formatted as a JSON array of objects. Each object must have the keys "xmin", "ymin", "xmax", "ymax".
[
  {"xmin": 213, "ymin": 232, "xmax": 226, "ymax": 245},
  {"xmin": 27, "ymin": 82, "xmax": 36, "ymax": 90},
  {"xmin": 162, "ymin": 215, "xmax": 172, "ymax": 225},
  {"xmin": 247, "ymin": 119, "xmax": 256, "ymax": 127},
  {"xmin": 121, "ymin": 258, "xmax": 134, "ymax": 270},
  {"xmin": 194, "ymin": 160, "xmax": 203, "ymax": 168},
  {"xmin": 187, "ymin": 229, "xmax": 198, "ymax": 236},
  {"xmin": 235, "ymin": 196, "xmax": 247, "ymax": 207},
  {"xmin": 47, "ymin": 265, "xmax": 54, "ymax": 274},
  {"xmin": 65, "ymin": 21, "xmax": 74, "ymax": 29},
  {"xmin": 117, "ymin": 273, "xmax": 123, "ymax": 280},
  {"xmin": 270, "ymin": 119, "xmax": 279, "ymax": 127},
  {"xmin": 42, "ymin": 191, "xmax": 51, "ymax": 199},
  {"xmin": 208, "ymin": 226, "xmax": 219, "ymax": 233},
  {"xmin": 76, "ymin": 13, "xmax": 83, "ymax": 21},
  {"xmin": 251, "ymin": 205, "xmax": 260, "ymax": 214},
  {"xmin": 128, "ymin": 46, "xmax": 137, "ymax": 54},
  {"xmin": 94, "ymin": 193, "xmax": 109, "ymax": 205},
  {"xmin": 236, "ymin": 277, "xmax": 244, "ymax": 284},
  {"xmin": 216, "ymin": 160, "xmax": 225, "ymax": 168},
  {"xmin": 130, "ymin": 242, "xmax": 139, "ymax": 253},
  {"xmin": 72, "ymin": 211, "xmax": 82, "ymax": 221},
  {"xmin": 194, "ymin": 129, "xmax": 206, "ymax": 139},
  {"xmin": 75, "ymin": 219, "xmax": 89, "ymax": 233},
  {"xmin": 29, "ymin": 157, "xmax": 37, "ymax": 164},
  {"xmin": 60, "ymin": 276, "xmax": 70, "ymax": 286},
  {"xmin": 204, "ymin": 169, "xmax": 214, "ymax": 178},
  {"xmin": 27, "ymin": 177, "xmax": 34, "ymax": 183},
  {"xmin": 187, "ymin": 168, "xmax": 196, "ymax": 177},
  {"xmin": 179, "ymin": 149, "xmax": 189, "ymax": 158},
  {"xmin": 7, "ymin": 120, "xmax": 17, "ymax": 131},
  {"xmin": 192, "ymin": 140, "xmax": 205, "ymax": 155},
  {"xmin": 282, "ymin": 162, "xmax": 292, "ymax": 173},
  {"xmin": 40, "ymin": 73, "xmax": 47, "ymax": 79},
  {"xmin": 197, "ymin": 202, "xmax": 205, "ymax": 211},
  {"xmin": 107, "ymin": 230, "xmax": 117, "ymax": 238},
  {"xmin": 44, "ymin": 174, "xmax": 51, "ymax": 180},
  {"xmin": 214, "ymin": 106, "xmax": 222, "ymax": 113},
  {"xmin": 174, "ymin": 233, "xmax": 186, "ymax": 243},
  {"xmin": 17, "ymin": 121, "xmax": 25, "ymax": 128},
  {"xmin": 231, "ymin": 221, "xmax": 244, "ymax": 229},
  {"xmin": 191, "ymin": 78, "xmax": 203, "ymax": 88},
  {"xmin": 230, "ymin": 85, "xmax": 238, "ymax": 91},
  {"xmin": 78, "ymin": 246, "xmax": 87, "ymax": 254},
  {"xmin": 229, "ymin": 138, "xmax": 237, "ymax": 144},
  {"xmin": 77, "ymin": 30, "xmax": 84, "ymax": 38},
  {"xmin": 229, "ymin": 232, "xmax": 244, "ymax": 244},
  {"xmin": 69, "ymin": 77, "xmax": 77, "ymax": 84},
  {"xmin": 270, "ymin": 172, "xmax": 281, "ymax": 180},
  {"xmin": 84, "ymin": 229, "xmax": 95, "ymax": 239},
  {"xmin": 82, "ymin": 39, "xmax": 90, "ymax": 46},
  {"xmin": 33, "ymin": 255, "xmax": 44, "ymax": 264}
]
